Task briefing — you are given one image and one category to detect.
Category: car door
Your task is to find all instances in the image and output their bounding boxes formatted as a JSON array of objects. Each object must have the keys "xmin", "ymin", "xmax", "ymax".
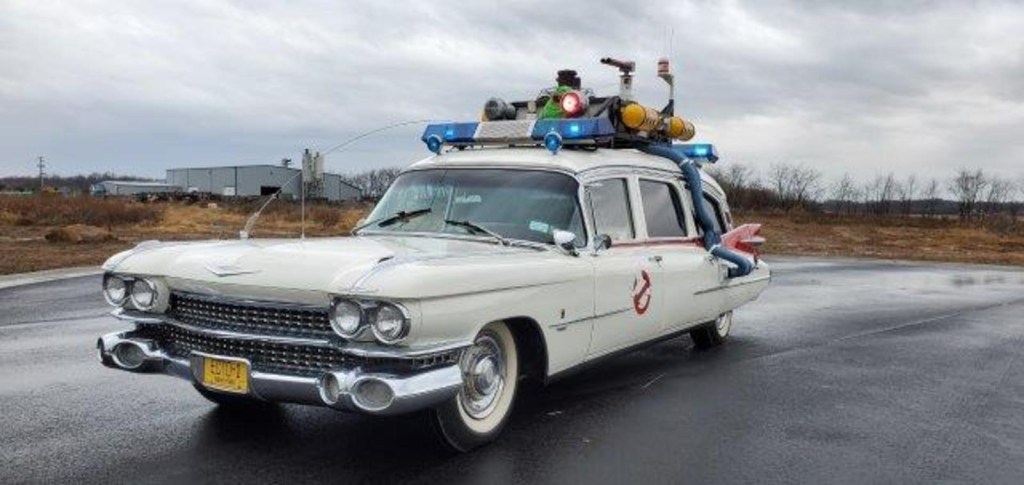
[
  {"xmin": 585, "ymin": 177, "xmax": 664, "ymax": 358},
  {"xmin": 637, "ymin": 177, "xmax": 725, "ymax": 332}
]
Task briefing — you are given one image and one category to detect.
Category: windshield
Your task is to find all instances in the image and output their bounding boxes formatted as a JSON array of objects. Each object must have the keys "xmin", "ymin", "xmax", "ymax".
[{"xmin": 361, "ymin": 168, "xmax": 586, "ymax": 246}]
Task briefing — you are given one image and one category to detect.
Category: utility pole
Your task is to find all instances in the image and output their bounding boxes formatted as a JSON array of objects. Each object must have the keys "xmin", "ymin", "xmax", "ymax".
[{"xmin": 37, "ymin": 156, "xmax": 45, "ymax": 193}]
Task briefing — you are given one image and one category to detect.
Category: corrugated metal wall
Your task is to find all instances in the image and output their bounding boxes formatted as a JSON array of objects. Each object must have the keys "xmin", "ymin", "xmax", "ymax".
[{"xmin": 165, "ymin": 166, "xmax": 360, "ymax": 201}]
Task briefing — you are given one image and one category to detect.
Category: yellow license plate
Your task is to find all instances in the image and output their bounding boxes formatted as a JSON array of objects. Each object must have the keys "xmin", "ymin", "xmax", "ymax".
[{"xmin": 202, "ymin": 356, "xmax": 249, "ymax": 394}]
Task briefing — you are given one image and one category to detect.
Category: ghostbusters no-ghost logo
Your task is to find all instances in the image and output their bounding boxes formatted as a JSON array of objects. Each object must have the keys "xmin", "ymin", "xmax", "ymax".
[{"xmin": 632, "ymin": 269, "xmax": 652, "ymax": 315}]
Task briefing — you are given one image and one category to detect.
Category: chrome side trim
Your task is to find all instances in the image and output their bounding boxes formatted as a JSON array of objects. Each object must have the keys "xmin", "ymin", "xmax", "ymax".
[
  {"xmin": 112, "ymin": 308, "xmax": 472, "ymax": 359},
  {"xmin": 694, "ymin": 275, "xmax": 772, "ymax": 295},
  {"xmin": 549, "ymin": 307, "xmax": 632, "ymax": 330}
]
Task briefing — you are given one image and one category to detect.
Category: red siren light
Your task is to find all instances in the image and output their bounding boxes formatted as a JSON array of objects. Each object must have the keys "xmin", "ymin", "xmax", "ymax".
[{"xmin": 559, "ymin": 90, "xmax": 588, "ymax": 118}]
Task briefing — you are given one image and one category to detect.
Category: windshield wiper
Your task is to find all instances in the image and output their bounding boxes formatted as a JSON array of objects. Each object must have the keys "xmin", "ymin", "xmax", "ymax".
[
  {"xmin": 352, "ymin": 208, "xmax": 432, "ymax": 234},
  {"xmin": 444, "ymin": 219, "xmax": 509, "ymax": 246}
]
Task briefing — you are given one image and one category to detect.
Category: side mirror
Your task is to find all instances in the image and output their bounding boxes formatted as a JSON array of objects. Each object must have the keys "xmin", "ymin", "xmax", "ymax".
[
  {"xmin": 595, "ymin": 234, "xmax": 613, "ymax": 251},
  {"xmin": 553, "ymin": 230, "xmax": 577, "ymax": 251}
]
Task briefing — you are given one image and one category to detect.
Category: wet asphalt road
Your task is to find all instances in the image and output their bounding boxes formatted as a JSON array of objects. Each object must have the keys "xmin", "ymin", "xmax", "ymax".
[{"xmin": 2, "ymin": 257, "xmax": 1024, "ymax": 484}]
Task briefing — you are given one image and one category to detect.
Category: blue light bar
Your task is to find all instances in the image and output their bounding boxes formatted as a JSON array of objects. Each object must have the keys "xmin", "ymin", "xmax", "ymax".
[
  {"xmin": 421, "ymin": 122, "xmax": 480, "ymax": 145},
  {"xmin": 421, "ymin": 117, "xmax": 616, "ymax": 154},
  {"xmin": 673, "ymin": 143, "xmax": 719, "ymax": 163},
  {"xmin": 531, "ymin": 117, "xmax": 616, "ymax": 141}
]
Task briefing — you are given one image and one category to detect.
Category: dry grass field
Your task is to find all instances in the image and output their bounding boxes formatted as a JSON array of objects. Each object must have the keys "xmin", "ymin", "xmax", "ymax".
[
  {"xmin": 2, "ymin": 195, "xmax": 1023, "ymax": 275},
  {"xmin": 0, "ymin": 195, "xmax": 369, "ymax": 274},
  {"xmin": 741, "ymin": 211, "xmax": 1024, "ymax": 267}
]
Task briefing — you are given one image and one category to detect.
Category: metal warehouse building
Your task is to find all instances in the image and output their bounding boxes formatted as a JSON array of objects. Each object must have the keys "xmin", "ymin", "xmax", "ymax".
[
  {"xmin": 165, "ymin": 164, "xmax": 361, "ymax": 202},
  {"xmin": 91, "ymin": 180, "xmax": 181, "ymax": 196}
]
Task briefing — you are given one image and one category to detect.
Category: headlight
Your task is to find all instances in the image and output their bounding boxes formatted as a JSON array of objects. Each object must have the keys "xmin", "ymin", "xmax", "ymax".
[
  {"xmin": 103, "ymin": 274, "xmax": 129, "ymax": 307},
  {"xmin": 371, "ymin": 303, "xmax": 409, "ymax": 344},
  {"xmin": 329, "ymin": 299, "xmax": 364, "ymax": 339},
  {"xmin": 129, "ymin": 278, "xmax": 158, "ymax": 311}
]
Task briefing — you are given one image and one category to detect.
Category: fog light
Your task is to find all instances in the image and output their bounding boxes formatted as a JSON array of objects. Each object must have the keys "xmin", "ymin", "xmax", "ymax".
[
  {"xmin": 113, "ymin": 343, "xmax": 146, "ymax": 370},
  {"xmin": 353, "ymin": 379, "xmax": 394, "ymax": 411}
]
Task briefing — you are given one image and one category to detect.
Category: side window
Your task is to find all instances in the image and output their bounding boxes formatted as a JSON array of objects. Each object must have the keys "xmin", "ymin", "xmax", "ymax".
[
  {"xmin": 701, "ymin": 193, "xmax": 726, "ymax": 234},
  {"xmin": 586, "ymin": 179, "xmax": 634, "ymax": 241},
  {"xmin": 639, "ymin": 180, "xmax": 687, "ymax": 238}
]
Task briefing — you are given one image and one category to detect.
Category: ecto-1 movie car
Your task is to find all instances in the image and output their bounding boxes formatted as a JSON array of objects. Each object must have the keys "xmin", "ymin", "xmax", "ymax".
[{"xmin": 96, "ymin": 58, "xmax": 769, "ymax": 451}]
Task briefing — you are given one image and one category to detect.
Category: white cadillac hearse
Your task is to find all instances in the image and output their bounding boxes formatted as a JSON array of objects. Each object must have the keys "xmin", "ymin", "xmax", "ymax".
[{"xmin": 96, "ymin": 59, "xmax": 769, "ymax": 451}]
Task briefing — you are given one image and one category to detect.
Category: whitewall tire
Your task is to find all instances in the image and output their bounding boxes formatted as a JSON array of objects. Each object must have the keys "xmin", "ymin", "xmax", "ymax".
[
  {"xmin": 690, "ymin": 311, "xmax": 733, "ymax": 350},
  {"xmin": 431, "ymin": 321, "xmax": 519, "ymax": 452}
]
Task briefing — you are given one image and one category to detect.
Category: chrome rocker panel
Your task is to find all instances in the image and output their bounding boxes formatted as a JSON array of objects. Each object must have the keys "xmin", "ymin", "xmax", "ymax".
[{"xmin": 97, "ymin": 329, "xmax": 464, "ymax": 417}]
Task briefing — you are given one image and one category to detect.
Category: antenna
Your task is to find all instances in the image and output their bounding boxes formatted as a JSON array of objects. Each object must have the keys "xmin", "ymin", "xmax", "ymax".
[{"xmin": 658, "ymin": 57, "xmax": 675, "ymax": 116}]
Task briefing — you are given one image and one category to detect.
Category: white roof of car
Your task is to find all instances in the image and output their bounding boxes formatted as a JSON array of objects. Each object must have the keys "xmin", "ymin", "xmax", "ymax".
[
  {"xmin": 411, "ymin": 147, "xmax": 685, "ymax": 174},
  {"xmin": 407, "ymin": 146, "xmax": 726, "ymax": 196}
]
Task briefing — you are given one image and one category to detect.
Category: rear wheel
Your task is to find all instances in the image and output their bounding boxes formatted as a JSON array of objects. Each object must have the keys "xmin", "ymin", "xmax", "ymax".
[
  {"xmin": 430, "ymin": 321, "xmax": 519, "ymax": 452},
  {"xmin": 690, "ymin": 311, "xmax": 733, "ymax": 350}
]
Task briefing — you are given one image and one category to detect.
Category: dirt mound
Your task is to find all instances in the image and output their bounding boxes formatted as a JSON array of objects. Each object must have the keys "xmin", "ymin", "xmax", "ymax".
[{"xmin": 45, "ymin": 224, "xmax": 117, "ymax": 244}]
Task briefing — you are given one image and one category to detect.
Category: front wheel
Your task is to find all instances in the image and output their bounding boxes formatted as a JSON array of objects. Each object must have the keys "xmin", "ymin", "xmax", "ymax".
[
  {"xmin": 690, "ymin": 311, "xmax": 733, "ymax": 350},
  {"xmin": 430, "ymin": 321, "xmax": 519, "ymax": 452}
]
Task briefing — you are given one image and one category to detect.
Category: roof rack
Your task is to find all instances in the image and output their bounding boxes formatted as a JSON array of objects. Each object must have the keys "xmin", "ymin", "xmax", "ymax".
[{"xmin": 421, "ymin": 57, "xmax": 717, "ymax": 160}]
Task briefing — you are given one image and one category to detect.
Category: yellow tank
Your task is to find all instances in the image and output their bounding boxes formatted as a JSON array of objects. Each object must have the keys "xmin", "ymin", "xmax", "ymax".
[
  {"xmin": 620, "ymin": 103, "xmax": 661, "ymax": 132},
  {"xmin": 663, "ymin": 116, "xmax": 696, "ymax": 141},
  {"xmin": 621, "ymin": 103, "xmax": 696, "ymax": 140}
]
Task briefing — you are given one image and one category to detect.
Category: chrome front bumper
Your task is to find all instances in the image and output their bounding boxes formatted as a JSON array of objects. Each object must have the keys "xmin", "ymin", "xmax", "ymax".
[{"xmin": 97, "ymin": 330, "xmax": 464, "ymax": 416}]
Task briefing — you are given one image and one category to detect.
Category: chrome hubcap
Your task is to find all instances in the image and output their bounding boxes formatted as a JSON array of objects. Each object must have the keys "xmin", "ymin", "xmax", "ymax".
[{"xmin": 459, "ymin": 333, "xmax": 505, "ymax": 420}]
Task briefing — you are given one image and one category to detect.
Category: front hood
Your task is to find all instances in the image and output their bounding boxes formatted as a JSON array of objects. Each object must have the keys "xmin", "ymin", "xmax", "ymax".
[{"xmin": 107, "ymin": 235, "xmax": 541, "ymax": 298}]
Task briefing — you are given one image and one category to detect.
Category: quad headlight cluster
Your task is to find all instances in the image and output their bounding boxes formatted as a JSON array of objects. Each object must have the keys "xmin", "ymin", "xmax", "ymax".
[
  {"xmin": 329, "ymin": 299, "xmax": 410, "ymax": 345},
  {"xmin": 103, "ymin": 273, "xmax": 160, "ymax": 312}
]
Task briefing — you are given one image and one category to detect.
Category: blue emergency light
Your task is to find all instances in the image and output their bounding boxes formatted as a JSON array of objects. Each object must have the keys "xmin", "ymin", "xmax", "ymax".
[{"xmin": 674, "ymin": 143, "xmax": 719, "ymax": 163}]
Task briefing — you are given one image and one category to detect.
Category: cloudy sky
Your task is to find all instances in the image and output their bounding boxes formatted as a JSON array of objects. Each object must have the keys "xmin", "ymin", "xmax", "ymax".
[{"xmin": 1, "ymin": 0, "xmax": 1022, "ymax": 186}]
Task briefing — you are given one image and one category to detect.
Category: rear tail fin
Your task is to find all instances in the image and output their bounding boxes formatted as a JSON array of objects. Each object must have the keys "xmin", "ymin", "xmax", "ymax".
[{"xmin": 722, "ymin": 223, "xmax": 766, "ymax": 261}]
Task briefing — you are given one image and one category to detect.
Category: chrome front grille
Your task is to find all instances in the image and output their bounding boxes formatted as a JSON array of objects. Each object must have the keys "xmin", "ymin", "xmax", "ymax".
[
  {"xmin": 169, "ymin": 292, "xmax": 332, "ymax": 338},
  {"xmin": 137, "ymin": 324, "xmax": 461, "ymax": 376}
]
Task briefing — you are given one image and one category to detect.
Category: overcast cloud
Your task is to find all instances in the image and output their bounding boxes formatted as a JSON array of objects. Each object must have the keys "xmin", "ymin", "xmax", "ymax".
[{"xmin": 1, "ymin": 0, "xmax": 1022, "ymax": 185}]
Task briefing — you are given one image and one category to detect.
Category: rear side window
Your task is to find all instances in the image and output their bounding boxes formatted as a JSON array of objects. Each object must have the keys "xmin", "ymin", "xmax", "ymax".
[
  {"xmin": 700, "ymin": 194, "xmax": 726, "ymax": 234},
  {"xmin": 639, "ymin": 180, "xmax": 687, "ymax": 238},
  {"xmin": 688, "ymin": 191, "xmax": 729, "ymax": 235},
  {"xmin": 587, "ymin": 179, "xmax": 634, "ymax": 241}
]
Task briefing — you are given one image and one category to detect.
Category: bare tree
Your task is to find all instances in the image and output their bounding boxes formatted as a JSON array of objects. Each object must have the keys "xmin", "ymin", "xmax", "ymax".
[
  {"xmin": 984, "ymin": 178, "xmax": 1014, "ymax": 218},
  {"xmin": 900, "ymin": 174, "xmax": 917, "ymax": 217},
  {"xmin": 767, "ymin": 162, "xmax": 822, "ymax": 210},
  {"xmin": 1011, "ymin": 178, "xmax": 1024, "ymax": 222},
  {"xmin": 948, "ymin": 168, "xmax": 987, "ymax": 220},
  {"xmin": 831, "ymin": 173, "xmax": 858, "ymax": 215},
  {"xmin": 341, "ymin": 167, "xmax": 403, "ymax": 200},
  {"xmin": 877, "ymin": 173, "xmax": 900, "ymax": 215},
  {"xmin": 922, "ymin": 178, "xmax": 941, "ymax": 218},
  {"xmin": 706, "ymin": 163, "xmax": 757, "ymax": 209}
]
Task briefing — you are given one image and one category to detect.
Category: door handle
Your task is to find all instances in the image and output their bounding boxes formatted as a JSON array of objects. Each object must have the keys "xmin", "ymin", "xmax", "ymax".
[{"xmin": 649, "ymin": 255, "xmax": 663, "ymax": 263}]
